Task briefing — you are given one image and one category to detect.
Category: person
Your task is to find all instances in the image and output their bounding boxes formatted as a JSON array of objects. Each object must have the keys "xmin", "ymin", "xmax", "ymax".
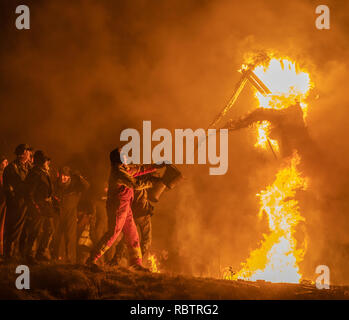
[
  {"xmin": 0, "ymin": 155, "xmax": 8, "ymax": 257},
  {"xmin": 53, "ymin": 166, "xmax": 89, "ymax": 263},
  {"xmin": 87, "ymin": 147, "xmax": 162, "ymax": 271},
  {"xmin": 2, "ymin": 144, "xmax": 32, "ymax": 261},
  {"xmin": 24, "ymin": 150, "xmax": 57, "ymax": 263}
]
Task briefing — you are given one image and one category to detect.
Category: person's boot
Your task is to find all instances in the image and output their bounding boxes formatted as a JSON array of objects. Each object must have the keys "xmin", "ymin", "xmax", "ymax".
[
  {"xmin": 85, "ymin": 255, "xmax": 102, "ymax": 272},
  {"xmin": 127, "ymin": 246, "xmax": 150, "ymax": 272}
]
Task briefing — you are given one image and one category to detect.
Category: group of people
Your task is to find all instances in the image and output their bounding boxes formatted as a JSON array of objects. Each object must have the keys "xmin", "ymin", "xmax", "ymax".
[{"xmin": 0, "ymin": 144, "xmax": 163, "ymax": 272}]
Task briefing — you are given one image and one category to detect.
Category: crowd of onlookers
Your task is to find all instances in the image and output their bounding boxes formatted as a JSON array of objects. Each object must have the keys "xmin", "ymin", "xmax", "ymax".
[{"xmin": 0, "ymin": 143, "xmax": 157, "ymax": 267}]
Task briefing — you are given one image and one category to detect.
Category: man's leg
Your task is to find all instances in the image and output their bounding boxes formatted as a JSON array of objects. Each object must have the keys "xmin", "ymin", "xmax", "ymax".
[
  {"xmin": 37, "ymin": 217, "xmax": 54, "ymax": 260},
  {"xmin": 135, "ymin": 215, "xmax": 152, "ymax": 258},
  {"xmin": 108, "ymin": 233, "xmax": 127, "ymax": 266},
  {"xmin": 65, "ymin": 213, "xmax": 77, "ymax": 264},
  {"xmin": 123, "ymin": 209, "xmax": 142, "ymax": 266},
  {"xmin": 91, "ymin": 199, "xmax": 129, "ymax": 263},
  {"xmin": 25, "ymin": 213, "xmax": 43, "ymax": 261},
  {"xmin": 52, "ymin": 216, "xmax": 64, "ymax": 261},
  {"xmin": 4, "ymin": 202, "xmax": 27, "ymax": 259}
]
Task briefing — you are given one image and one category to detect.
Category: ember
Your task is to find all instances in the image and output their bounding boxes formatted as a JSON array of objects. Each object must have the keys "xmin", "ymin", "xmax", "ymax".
[{"xmin": 148, "ymin": 254, "xmax": 161, "ymax": 273}]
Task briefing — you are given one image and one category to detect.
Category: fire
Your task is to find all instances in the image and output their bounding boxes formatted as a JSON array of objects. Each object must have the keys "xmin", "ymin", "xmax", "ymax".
[
  {"xmin": 254, "ymin": 121, "xmax": 279, "ymax": 152},
  {"xmin": 232, "ymin": 153, "xmax": 308, "ymax": 283},
  {"xmin": 253, "ymin": 58, "xmax": 312, "ymax": 150},
  {"xmin": 225, "ymin": 56, "xmax": 312, "ymax": 283},
  {"xmin": 148, "ymin": 254, "xmax": 160, "ymax": 273}
]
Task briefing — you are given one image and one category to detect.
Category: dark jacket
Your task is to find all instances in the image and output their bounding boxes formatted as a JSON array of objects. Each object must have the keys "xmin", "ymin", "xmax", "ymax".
[
  {"xmin": 3, "ymin": 159, "xmax": 30, "ymax": 205},
  {"xmin": 132, "ymin": 175, "xmax": 158, "ymax": 218},
  {"xmin": 25, "ymin": 166, "xmax": 55, "ymax": 217},
  {"xmin": 55, "ymin": 174, "xmax": 89, "ymax": 216}
]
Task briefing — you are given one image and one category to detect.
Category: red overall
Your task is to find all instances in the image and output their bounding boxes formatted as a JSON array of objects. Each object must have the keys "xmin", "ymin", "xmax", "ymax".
[
  {"xmin": 0, "ymin": 206, "xmax": 5, "ymax": 256},
  {"xmin": 93, "ymin": 165, "xmax": 156, "ymax": 265}
]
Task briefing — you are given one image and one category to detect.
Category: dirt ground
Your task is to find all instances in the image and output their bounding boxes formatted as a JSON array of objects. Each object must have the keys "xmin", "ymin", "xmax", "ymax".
[{"xmin": 0, "ymin": 263, "xmax": 348, "ymax": 300}]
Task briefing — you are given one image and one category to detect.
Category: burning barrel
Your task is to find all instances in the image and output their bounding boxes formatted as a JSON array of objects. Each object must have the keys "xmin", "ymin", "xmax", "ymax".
[{"xmin": 148, "ymin": 164, "xmax": 183, "ymax": 202}]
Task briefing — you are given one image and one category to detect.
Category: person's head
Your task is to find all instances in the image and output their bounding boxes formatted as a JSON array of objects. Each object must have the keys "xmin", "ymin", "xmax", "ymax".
[
  {"xmin": 109, "ymin": 147, "xmax": 128, "ymax": 168},
  {"xmin": 33, "ymin": 150, "xmax": 50, "ymax": 170},
  {"xmin": 0, "ymin": 155, "xmax": 8, "ymax": 170},
  {"xmin": 14, "ymin": 144, "xmax": 32, "ymax": 163},
  {"xmin": 59, "ymin": 166, "xmax": 71, "ymax": 184}
]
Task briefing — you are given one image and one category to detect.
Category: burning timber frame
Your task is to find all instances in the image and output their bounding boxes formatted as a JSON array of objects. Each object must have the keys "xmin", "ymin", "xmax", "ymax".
[{"xmin": 208, "ymin": 67, "xmax": 277, "ymax": 159}]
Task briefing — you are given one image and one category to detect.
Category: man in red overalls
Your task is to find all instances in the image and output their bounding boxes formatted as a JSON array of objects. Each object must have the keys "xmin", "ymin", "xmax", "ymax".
[{"xmin": 87, "ymin": 147, "xmax": 161, "ymax": 271}]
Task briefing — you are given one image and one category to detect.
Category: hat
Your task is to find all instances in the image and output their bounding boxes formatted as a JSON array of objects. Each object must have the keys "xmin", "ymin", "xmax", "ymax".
[
  {"xmin": 14, "ymin": 144, "xmax": 32, "ymax": 156},
  {"xmin": 33, "ymin": 150, "xmax": 50, "ymax": 165}
]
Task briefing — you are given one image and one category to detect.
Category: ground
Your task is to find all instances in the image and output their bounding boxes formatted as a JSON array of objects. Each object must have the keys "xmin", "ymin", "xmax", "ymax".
[{"xmin": 0, "ymin": 263, "xmax": 349, "ymax": 300}]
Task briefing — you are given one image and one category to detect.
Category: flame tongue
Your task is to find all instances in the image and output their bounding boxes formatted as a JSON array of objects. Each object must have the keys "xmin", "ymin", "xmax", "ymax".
[
  {"xmin": 233, "ymin": 153, "xmax": 307, "ymax": 283},
  {"xmin": 148, "ymin": 254, "xmax": 160, "ymax": 273}
]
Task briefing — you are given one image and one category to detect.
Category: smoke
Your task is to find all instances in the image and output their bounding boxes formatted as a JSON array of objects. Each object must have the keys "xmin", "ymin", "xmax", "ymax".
[{"xmin": 1, "ymin": 0, "xmax": 349, "ymax": 283}]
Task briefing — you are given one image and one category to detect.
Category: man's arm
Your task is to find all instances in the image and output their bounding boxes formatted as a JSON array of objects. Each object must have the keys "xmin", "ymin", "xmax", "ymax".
[
  {"xmin": 128, "ymin": 164, "xmax": 159, "ymax": 177},
  {"xmin": 133, "ymin": 175, "xmax": 156, "ymax": 191},
  {"xmin": 116, "ymin": 165, "xmax": 157, "ymax": 190}
]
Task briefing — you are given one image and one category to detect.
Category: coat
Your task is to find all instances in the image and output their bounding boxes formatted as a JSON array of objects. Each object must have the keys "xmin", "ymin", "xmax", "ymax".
[{"xmin": 25, "ymin": 166, "xmax": 56, "ymax": 217}]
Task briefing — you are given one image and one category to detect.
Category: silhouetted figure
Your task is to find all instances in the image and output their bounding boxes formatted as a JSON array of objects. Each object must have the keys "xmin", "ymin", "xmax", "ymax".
[
  {"xmin": 53, "ymin": 166, "xmax": 89, "ymax": 263},
  {"xmin": 3, "ymin": 144, "xmax": 32, "ymax": 261},
  {"xmin": 87, "ymin": 147, "xmax": 162, "ymax": 271},
  {"xmin": 25, "ymin": 151, "xmax": 56, "ymax": 263}
]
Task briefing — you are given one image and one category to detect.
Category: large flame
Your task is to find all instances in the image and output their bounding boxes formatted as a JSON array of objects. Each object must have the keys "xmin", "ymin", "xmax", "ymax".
[
  {"xmin": 225, "ymin": 57, "xmax": 312, "ymax": 283},
  {"xmin": 231, "ymin": 153, "xmax": 308, "ymax": 283}
]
